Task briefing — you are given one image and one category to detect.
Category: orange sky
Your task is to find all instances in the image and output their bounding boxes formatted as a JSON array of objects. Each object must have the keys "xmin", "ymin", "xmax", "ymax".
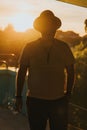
[{"xmin": 0, "ymin": 0, "xmax": 87, "ymax": 36}]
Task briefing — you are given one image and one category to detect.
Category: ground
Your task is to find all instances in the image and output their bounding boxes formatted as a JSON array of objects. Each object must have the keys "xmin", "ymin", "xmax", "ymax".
[
  {"xmin": 0, "ymin": 106, "xmax": 50, "ymax": 130},
  {"xmin": 0, "ymin": 106, "xmax": 82, "ymax": 130},
  {"xmin": 0, "ymin": 106, "xmax": 30, "ymax": 130}
]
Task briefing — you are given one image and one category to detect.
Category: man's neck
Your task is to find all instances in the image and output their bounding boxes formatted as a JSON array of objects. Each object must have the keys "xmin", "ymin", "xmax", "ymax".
[
  {"xmin": 41, "ymin": 37, "xmax": 55, "ymax": 48},
  {"xmin": 41, "ymin": 32, "xmax": 55, "ymax": 40}
]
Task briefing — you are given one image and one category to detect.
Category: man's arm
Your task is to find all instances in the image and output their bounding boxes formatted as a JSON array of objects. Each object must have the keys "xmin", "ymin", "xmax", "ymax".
[
  {"xmin": 16, "ymin": 65, "xmax": 27, "ymax": 96},
  {"xmin": 66, "ymin": 64, "xmax": 75, "ymax": 97},
  {"xmin": 15, "ymin": 65, "xmax": 27, "ymax": 112}
]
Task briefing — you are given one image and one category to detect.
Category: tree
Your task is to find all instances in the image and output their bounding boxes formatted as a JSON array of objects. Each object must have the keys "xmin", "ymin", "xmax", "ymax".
[{"xmin": 4, "ymin": 24, "xmax": 15, "ymax": 32}]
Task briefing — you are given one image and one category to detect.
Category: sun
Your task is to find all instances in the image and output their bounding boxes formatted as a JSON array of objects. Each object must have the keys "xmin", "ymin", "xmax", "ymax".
[{"xmin": 11, "ymin": 13, "xmax": 34, "ymax": 32}]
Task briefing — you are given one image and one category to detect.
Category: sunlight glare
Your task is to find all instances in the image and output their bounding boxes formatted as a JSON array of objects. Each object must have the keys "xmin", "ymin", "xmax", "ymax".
[{"xmin": 11, "ymin": 13, "xmax": 34, "ymax": 32}]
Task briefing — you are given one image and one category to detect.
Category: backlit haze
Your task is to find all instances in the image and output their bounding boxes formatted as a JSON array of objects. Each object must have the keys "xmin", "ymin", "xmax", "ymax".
[{"xmin": 0, "ymin": 0, "xmax": 87, "ymax": 36}]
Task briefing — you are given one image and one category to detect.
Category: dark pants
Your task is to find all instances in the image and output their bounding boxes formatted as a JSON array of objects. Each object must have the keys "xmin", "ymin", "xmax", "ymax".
[{"xmin": 26, "ymin": 96, "xmax": 69, "ymax": 130}]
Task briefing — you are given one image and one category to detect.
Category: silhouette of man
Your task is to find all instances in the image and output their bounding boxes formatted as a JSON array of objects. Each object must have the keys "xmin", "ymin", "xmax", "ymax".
[
  {"xmin": 15, "ymin": 10, "xmax": 75, "ymax": 130},
  {"xmin": 84, "ymin": 19, "xmax": 87, "ymax": 32}
]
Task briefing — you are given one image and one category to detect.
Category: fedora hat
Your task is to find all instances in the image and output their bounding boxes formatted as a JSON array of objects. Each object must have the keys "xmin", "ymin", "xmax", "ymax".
[{"xmin": 33, "ymin": 10, "xmax": 62, "ymax": 32}]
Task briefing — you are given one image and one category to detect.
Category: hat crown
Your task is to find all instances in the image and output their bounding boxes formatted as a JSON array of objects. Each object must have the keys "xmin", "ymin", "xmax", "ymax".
[{"xmin": 40, "ymin": 10, "xmax": 54, "ymax": 19}]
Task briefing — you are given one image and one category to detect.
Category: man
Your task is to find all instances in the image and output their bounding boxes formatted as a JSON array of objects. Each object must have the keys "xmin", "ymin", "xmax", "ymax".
[{"xmin": 15, "ymin": 10, "xmax": 75, "ymax": 130}]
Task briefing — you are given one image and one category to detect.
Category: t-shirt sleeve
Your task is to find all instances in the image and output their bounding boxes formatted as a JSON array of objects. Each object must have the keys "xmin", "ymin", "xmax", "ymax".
[
  {"xmin": 63, "ymin": 43, "xmax": 75, "ymax": 66},
  {"xmin": 19, "ymin": 44, "xmax": 30, "ymax": 67}
]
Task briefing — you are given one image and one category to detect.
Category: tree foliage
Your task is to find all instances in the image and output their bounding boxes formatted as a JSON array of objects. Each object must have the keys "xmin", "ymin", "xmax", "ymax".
[{"xmin": 71, "ymin": 42, "xmax": 87, "ymax": 108}]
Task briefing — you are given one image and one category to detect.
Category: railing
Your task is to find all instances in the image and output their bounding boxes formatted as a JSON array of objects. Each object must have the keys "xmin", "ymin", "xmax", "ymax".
[
  {"xmin": 0, "ymin": 53, "xmax": 18, "ymax": 71},
  {"xmin": 0, "ymin": 60, "xmax": 8, "ymax": 69}
]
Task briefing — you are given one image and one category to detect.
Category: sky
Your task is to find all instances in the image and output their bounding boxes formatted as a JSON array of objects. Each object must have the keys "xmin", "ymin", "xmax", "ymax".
[{"xmin": 0, "ymin": 0, "xmax": 87, "ymax": 36}]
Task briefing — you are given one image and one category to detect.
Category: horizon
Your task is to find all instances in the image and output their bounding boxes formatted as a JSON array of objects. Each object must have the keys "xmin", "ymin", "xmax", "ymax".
[{"xmin": 0, "ymin": 26, "xmax": 83, "ymax": 37}]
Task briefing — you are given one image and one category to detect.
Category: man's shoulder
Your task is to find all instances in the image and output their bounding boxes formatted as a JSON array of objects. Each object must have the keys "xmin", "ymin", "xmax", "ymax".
[
  {"xmin": 26, "ymin": 38, "xmax": 41, "ymax": 49},
  {"xmin": 54, "ymin": 38, "xmax": 69, "ymax": 48}
]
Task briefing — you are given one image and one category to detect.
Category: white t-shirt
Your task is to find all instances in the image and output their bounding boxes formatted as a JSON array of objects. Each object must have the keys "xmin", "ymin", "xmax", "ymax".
[{"xmin": 19, "ymin": 38, "xmax": 75, "ymax": 100}]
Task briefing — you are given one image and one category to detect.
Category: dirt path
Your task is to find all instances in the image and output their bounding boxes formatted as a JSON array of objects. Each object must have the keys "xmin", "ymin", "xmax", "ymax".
[
  {"xmin": 0, "ymin": 106, "xmax": 50, "ymax": 130},
  {"xmin": 0, "ymin": 106, "xmax": 30, "ymax": 130},
  {"xmin": 0, "ymin": 106, "xmax": 82, "ymax": 130}
]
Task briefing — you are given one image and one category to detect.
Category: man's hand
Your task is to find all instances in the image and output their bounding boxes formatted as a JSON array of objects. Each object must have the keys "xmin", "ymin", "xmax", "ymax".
[
  {"xmin": 64, "ymin": 92, "xmax": 72, "ymax": 102},
  {"xmin": 15, "ymin": 97, "xmax": 23, "ymax": 112}
]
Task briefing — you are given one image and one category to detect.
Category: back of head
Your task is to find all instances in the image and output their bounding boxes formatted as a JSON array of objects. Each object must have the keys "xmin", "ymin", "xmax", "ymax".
[{"xmin": 33, "ymin": 10, "xmax": 62, "ymax": 33}]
